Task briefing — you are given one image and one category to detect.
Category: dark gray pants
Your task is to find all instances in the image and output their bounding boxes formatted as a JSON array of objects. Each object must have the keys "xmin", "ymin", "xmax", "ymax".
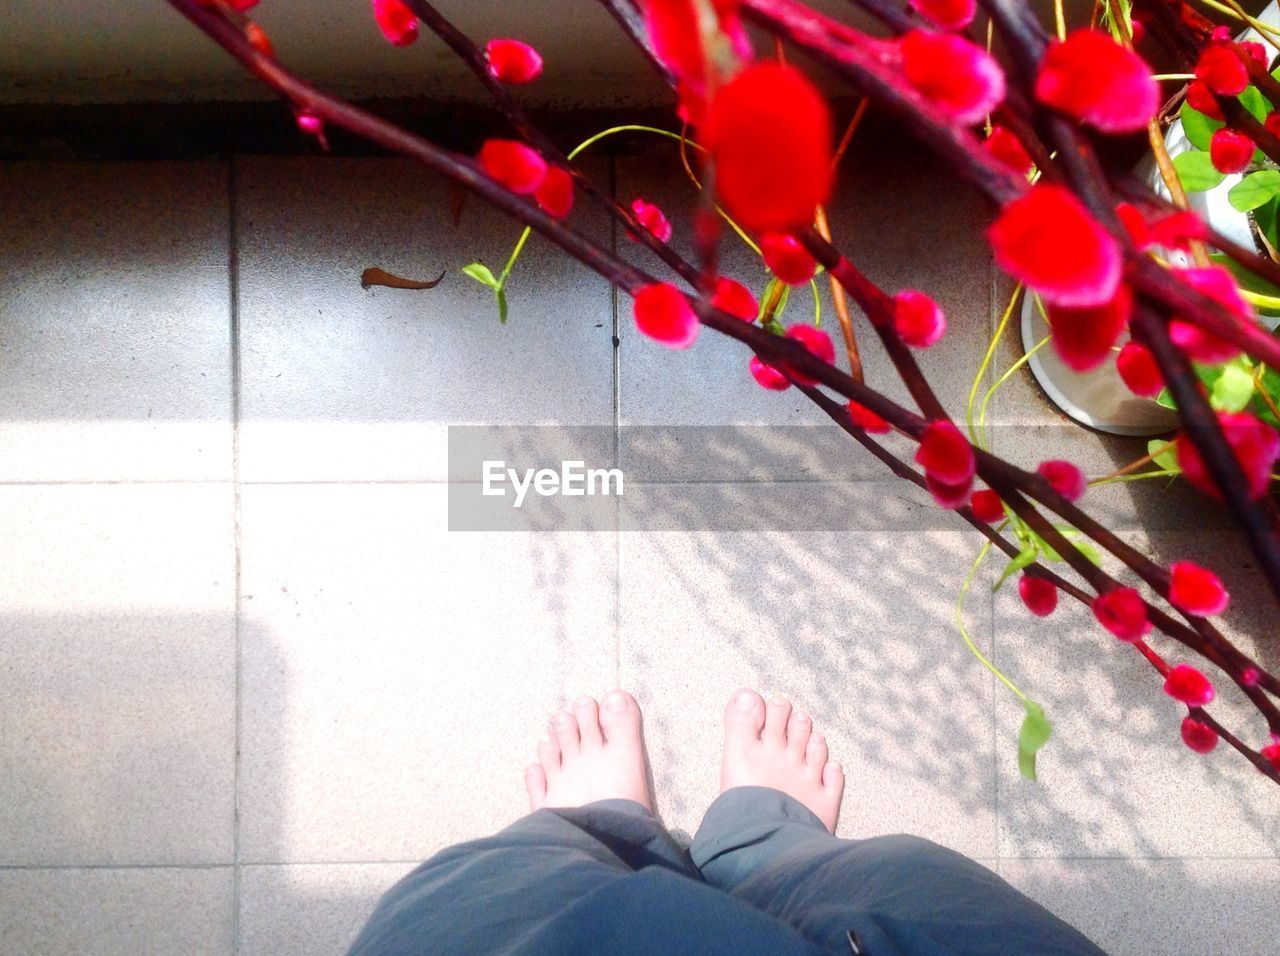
[{"xmin": 349, "ymin": 786, "xmax": 1104, "ymax": 955}]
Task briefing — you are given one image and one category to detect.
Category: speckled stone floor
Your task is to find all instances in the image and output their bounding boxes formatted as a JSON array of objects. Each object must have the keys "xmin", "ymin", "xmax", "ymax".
[{"xmin": 2, "ymin": 145, "xmax": 1277, "ymax": 955}]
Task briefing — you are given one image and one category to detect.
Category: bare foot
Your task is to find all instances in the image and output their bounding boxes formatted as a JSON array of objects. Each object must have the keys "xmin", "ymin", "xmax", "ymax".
[
  {"xmin": 525, "ymin": 690, "xmax": 653, "ymax": 811},
  {"xmin": 720, "ymin": 688, "xmax": 844, "ymax": 832}
]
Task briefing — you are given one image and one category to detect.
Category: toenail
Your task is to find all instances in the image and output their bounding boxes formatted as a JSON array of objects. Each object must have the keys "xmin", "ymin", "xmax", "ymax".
[
  {"xmin": 574, "ymin": 696, "xmax": 593, "ymax": 708},
  {"xmin": 735, "ymin": 690, "xmax": 756, "ymax": 711},
  {"xmin": 553, "ymin": 712, "xmax": 571, "ymax": 726},
  {"xmin": 604, "ymin": 692, "xmax": 628, "ymax": 712},
  {"xmin": 795, "ymin": 712, "xmax": 810, "ymax": 723},
  {"xmin": 771, "ymin": 695, "xmax": 788, "ymax": 705}
]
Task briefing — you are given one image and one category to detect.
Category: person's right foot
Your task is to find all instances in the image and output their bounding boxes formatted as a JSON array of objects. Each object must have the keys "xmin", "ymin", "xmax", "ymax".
[{"xmin": 720, "ymin": 688, "xmax": 844, "ymax": 832}]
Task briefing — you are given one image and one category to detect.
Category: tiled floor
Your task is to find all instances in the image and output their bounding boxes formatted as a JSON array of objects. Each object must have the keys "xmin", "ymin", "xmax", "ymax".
[{"xmin": 2, "ymin": 147, "xmax": 1277, "ymax": 955}]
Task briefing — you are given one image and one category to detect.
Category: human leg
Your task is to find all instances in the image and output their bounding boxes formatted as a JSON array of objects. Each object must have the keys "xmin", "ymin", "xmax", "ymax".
[{"xmin": 691, "ymin": 690, "xmax": 1104, "ymax": 956}]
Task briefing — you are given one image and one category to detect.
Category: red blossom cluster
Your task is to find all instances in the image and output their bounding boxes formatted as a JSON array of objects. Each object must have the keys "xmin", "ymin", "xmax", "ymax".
[{"xmin": 176, "ymin": 0, "xmax": 1280, "ymax": 782}]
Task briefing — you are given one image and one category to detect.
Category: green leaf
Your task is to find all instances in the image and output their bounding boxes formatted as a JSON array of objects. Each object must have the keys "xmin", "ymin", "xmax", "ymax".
[
  {"xmin": 496, "ymin": 286, "xmax": 509, "ymax": 325},
  {"xmin": 1228, "ymin": 170, "xmax": 1280, "ymax": 213},
  {"xmin": 1209, "ymin": 252, "xmax": 1280, "ymax": 317},
  {"xmin": 1212, "ymin": 360, "xmax": 1256, "ymax": 411},
  {"xmin": 1254, "ymin": 365, "xmax": 1280, "ymax": 427},
  {"xmin": 1239, "ymin": 85, "xmax": 1273, "ymax": 123},
  {"xmin": 1148, "ymin": 439, "xmax": 1178, "ymax": 471},
  {"xmin": 1017, "ymin": 699, "xmax": 1053, "ymax": 782},
  {"xmin": 1254, "ymin": 195, "xmax": 1280, "ymax": 253},
  {"xmin": 1172, "ymin": 151, "xmax": 1227, "ymax": 193},
  {"xmin": 461, "ymin": 262, "xmax": 500, "ymax": 289},
  {"xmin": 993, "ymin": 544, "xmax": 1038, "ymax": 593},
  {"xmin": 1180, "ymin": 104, "xmax": 1224, "ymax": 152}
]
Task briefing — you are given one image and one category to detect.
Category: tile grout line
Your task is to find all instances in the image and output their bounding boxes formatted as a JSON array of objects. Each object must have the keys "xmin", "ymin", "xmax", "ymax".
[
  {"xmin": 609, "ymin": 153, "xmax": 622, "ymax": 689},
  {"xmin": 228, "ymin": 154, "xmax": 245, "ymax": 956}
]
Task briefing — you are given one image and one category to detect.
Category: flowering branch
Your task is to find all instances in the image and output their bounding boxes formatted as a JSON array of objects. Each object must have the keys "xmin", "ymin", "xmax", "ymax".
[{"xmin": 168, "ymin": 0, "xmax": 1280, "ymax": 781}]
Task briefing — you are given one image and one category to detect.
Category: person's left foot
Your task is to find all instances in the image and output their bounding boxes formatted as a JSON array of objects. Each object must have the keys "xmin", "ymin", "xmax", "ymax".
[{"xmin": 525, "ymin": 690, "xmax": 653, "ymax": 811}]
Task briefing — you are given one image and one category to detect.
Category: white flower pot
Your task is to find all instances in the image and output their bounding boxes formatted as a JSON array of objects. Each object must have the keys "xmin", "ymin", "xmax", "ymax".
[{"xmin": 1021, "ymin": 3, "xmax": 1280, "ymax": 437}]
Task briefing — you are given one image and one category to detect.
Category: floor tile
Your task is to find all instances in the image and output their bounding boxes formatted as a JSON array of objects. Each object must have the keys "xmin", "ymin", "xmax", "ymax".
[
  {"xmin": 618, "ymin": 481, "xmax": 998, "ymax": 854},
  {"xmin": 993, "ymin": 532, "xmax": 1280, "ymax": 859},
  {"xmin": 1001, "ymin": 858, "xmax": 1280, "ymax": 956},
  {"xmin": 236, "ymin": 484, "xmax": 617, "ymax": 863},
  {"xmin": 0, "ymin": 160, "xmax": 232, "ymax": 482},
  {"xmin": 239, "ymin": 863, "xmax": 417, "ymax": 956},
  {"xmin": 0, "ymin": 484, "xmax": 236, "ymax": 866},
  {"xmin": 0, "ymin": 867, "xmax": 233, "ymax": 956},
  {"xmin": 235, "ymin": 156, "xmax": 615, "ymax": 482}
]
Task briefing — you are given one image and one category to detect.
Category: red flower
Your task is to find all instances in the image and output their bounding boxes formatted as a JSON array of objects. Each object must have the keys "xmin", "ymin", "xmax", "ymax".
[
  {"xmin": 1035, "ymin": 29, "xmax": 1158, "ymax": 133},
  {"xmin": 1262, "ymin": 741, "xmax": 1280, "ymax": 770},
  {"xmin": 783, "ymin": 324, "xmax": 834, "ymax": 386},
  {"xmin": 633, "ymin": 283, "xmax": 699, "ymax": 349},
  {"xmin": 534, "ymin": 167, "xmax": 574, "ymax": 218},
  {"xmin": 1242, "ymin": 40, "xmax": 1268, "ymax": 65},
  {"xmin": 485, "ymin": 38, "xmax": 543, "ymax": 84},
  {"xmin": 926, "ymin": 473, "xmax": 973, "ymax": 509},
  {"xmin": 1209, "ymin": 128, "xmax": 1254, "ymax": 174},
  {"xmin": 1149, "ymin": 210, "xmax": 1209, "ymax": 251},
  {"xmin": 245, "ymin": 22, "xmax": 274, "ymax": 57},
  {"xmin": 750, "ymin": 355, "xmax": 791, "ymax": 390},
  {"xmin": 762, "ymin": 234, "xmax": 817, "ymax": 286},
  {"xmin": 1164, "ymin": 663, "xmax": 1216, "ymax": 707},
  {"xmin": 1267, "ymin": 111, "xmax": 1280, "ymax": 140},
  {"xmin": 295, "ymin": 110, "xmax": 324, "ymax": 138},
  {"xmin": 629, "ymin": 198, "xmax": 673, "ymax": 243},
  {"xmin": 1196, "ymin": 44, "xmax": 1249, "ymax": 96},
  {"xmin": 1169, "ymin": 265, "xmax": 1249, "ymax": 364},
  {"xmin": 847, "ymin": 400, "xmax": 891, "ymax": 434},
  {"xmin": 983, "ymin": 126, "xmax": 1034, "ymax": 175},
  {"xmin": 1169, "ymin": 560, "xmax": 1230, "ymax": 616},
  {"xmin": 228, "ymin": 0, "xmax": 260, "ymax": 9},
  {"xmin": 1116, "ymin": 202, "xmax": 1150, "ymax": 247},
  {"xmin": 915, "ymin": 420, "xmax": 975, "ymax": 485},
  {"xmin": 641, "ymin": 0, "xmax": 748, "ymax": 103},
  {"xmin": 703, "ymin": 63, "xmax": 834, "ymax": 233},
  {"xmin": 1180, "ymin": 716, "xmax": 1219, "ymax": 754},
  {"xmin": 901, "ymin": 31, "xmax": 1006, "ymax": 125},
  {"xmin": 1242, "ymin": 667, "xmax": 1261, "ymax": 688},
  {"xmin": 1176, "ymin": 411, "xmax": 1280, "ymax": 500},
  {"xmin": 1093, "ymin": 586, "xmax": 1151, "ymax": 642},
  {"xmin": 711, "ymin": 277, "xmax": 757, "ymax": 321},
  {"xmin": 1186, "ymin": 80, "xmax": 1225, "ymax": 119},
  {"xmin": 1019, "ymin": 574, "xmax": 1059, "ymax": 617},
  {"xmin": 1045, "ymin": 285, "xmax": 1133, "ymax": 372},
  {"xmin": 893, "ymin": 290, "xmax": 947, "ymax": 348},
  {"xmin": 371, "ymin": 0, "xmax": 418, "ymax": 47},
  {"xmin": 988, "ymin": 184, "xmax": 1121, "ymax": 308},
  {"xmin": 970, "ymin": 488, "xmax": 1005, "ymax": 522},
  {"xmin": 478, "ymin": 139, "xmax": 548, "ymax": 194},
  {"xmin": 1037, "ymin": 460, "xmax": 1087, "ymax": 501},
  {"xmin": 909, "ymin": 0, "xmax": 975, "ymax": 31},
  {"xmin": 1116, "ymin": 341, "xmax": 1164, "ymax": 397}
]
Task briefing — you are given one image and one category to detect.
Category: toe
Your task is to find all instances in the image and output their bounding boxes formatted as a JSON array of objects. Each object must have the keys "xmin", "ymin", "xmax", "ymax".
[
  {"xmin": 599, "ymin": 689, "xmax": 641, "ymax": 744},
  {"xmin": 763, "ymin": 696, "xmax": 792, "ymax": 747},
  {"xmin": 525, "ymin": 763, "xmax": 548, "ymax": 810},
  {"xmin": 786, "ymin": 710, "xmax": 812, "ymax": 759},
  {"xmin": 724, "ymin": 688, "xmax": 765, "ymax": 747},
  {"xmin": 805, "ymin": 731, "xmax": 828, "ymax": 773},
  {"xmin": 823, "ymin": 761, "xmax": 844, "ymax": 793},
  {"xmin": 550, "ymin": 710, "xmax": 581, "ymax": 756},
  {"xmin": 537, "ymin": 736, "xmax": 560, "ymax": 774},
  {"xmin": 574, "ymin": 696, "xmax": 603, "ymax": 748}
]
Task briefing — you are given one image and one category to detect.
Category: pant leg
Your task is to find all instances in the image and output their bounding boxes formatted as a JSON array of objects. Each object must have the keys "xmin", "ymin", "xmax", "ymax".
[
  {"xmin": 347, "ymin": 798, "xmax": 698, "ymax": 956},
  {"xmin": 690, "ymin": 787, "xmax": 1105, "ymax": 956}
]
